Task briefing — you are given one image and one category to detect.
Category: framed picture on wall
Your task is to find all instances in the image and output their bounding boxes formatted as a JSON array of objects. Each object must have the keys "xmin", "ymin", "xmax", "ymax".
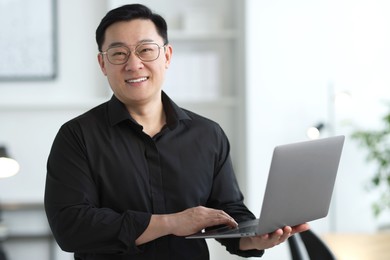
[{"xmin": 0, "ymin": 0, "xmax": 57, "ymax": 81}]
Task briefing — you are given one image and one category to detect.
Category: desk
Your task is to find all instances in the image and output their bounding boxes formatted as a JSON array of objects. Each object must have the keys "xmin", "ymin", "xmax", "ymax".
[
  {"xmin": 0, "ymin": 202, "xmax": 55, "ymax": 260},
  {"xmin": 322, "ymin": 232, "xmax": 390, "ymax": 260}
]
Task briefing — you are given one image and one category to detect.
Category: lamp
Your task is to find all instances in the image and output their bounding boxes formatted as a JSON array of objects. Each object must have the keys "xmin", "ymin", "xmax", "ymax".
[
  {"xmin": 0, "ymin": 146, "xmax": 20, "ymax": 179},
  {"xmin": 306, "ymin": 122, "xmax": 325, "ymax": 140},
  {"xmin": 0, "ymin": 146, "xmax": 13, "ymax": 260}
]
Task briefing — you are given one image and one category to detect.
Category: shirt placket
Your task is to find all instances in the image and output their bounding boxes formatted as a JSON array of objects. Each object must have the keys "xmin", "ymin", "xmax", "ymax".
[
  {"xmin": 144, "ymin": 138, "xmax": 171, "ymax": 259},
  {"xmin": 144, "ymin": 139, "xmax": 166, "ymax": 214}
]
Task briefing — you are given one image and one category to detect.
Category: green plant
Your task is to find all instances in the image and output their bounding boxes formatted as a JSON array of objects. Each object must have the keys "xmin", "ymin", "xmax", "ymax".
[{"xmin": 351, "ymin": 112, "xmax": 390, "ymax": 217}]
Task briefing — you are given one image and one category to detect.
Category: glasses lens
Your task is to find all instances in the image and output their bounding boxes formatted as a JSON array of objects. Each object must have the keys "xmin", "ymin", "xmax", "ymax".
[
  {"xmin": 106, "ymin": 46, "xmax": 130, "ymax": 64},
  {"xmin": 136, "ymin": 43, "xmax": 160, "ymax": 61}
]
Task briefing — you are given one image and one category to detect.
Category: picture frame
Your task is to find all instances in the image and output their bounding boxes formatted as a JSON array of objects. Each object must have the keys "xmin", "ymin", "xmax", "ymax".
[{"xmin": 0, "ymin": 0, "xmax": 57, "ymax": 81}]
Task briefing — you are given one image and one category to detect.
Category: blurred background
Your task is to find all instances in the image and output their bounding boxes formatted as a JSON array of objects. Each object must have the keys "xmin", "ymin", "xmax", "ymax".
[{"xmin": 0, "ymin": 0, "xmax": 390, "ymax": 259}]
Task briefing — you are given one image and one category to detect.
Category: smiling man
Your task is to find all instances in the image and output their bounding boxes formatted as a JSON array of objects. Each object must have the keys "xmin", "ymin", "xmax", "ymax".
[{"xmin": 44, "ymin": 4, "xmax": 308, "ymax": 260}]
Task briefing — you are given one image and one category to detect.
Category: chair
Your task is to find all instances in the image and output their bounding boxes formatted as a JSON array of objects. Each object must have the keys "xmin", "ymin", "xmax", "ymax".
[
  {"xmin": 0, "ymin": 245, "xmax": 6, "ymax": 260},
  {"xmin": 288, "ymin": 229, "xmax": 336, "ymax": 260}
]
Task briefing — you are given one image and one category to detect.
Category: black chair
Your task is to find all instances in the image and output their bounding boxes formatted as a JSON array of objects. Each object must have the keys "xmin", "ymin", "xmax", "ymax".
[
  {"xmin": 0, "ymin": 246, "xmax": 6, "ymax": 260},
  {"xmin": 288, "ymin": 229, "xmax": 336, "ymax": 260},
  {"xmin": 0, "ymin": 209, "xmax": 7, "ymax": 260}
]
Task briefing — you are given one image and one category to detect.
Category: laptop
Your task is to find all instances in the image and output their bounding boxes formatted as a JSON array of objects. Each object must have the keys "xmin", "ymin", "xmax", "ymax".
[{"xmin": 186, "ymin": 135, "xmax": 345, "ymax": 239}]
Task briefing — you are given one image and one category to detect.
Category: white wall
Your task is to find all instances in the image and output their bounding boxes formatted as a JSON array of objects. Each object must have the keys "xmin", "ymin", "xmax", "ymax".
[
  {"xmin": 246, "ymin": 0, "xmax": 390, "ymax": 258},
  {"xmin": 0, "ymin": 0, "xmax": 108, "ymax": 259},
  {"xmin": 0, "ymin": 0, "xmax": 108, "ymax": 202},
  {"xmin": 2, "ymin": 0, "xmax": 390, "ymax": 259}
]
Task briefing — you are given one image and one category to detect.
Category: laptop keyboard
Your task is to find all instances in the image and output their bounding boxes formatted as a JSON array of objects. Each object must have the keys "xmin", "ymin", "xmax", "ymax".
[{"xmin": 219, "ymin": 219, "xmax": 259, "ymax": 234}]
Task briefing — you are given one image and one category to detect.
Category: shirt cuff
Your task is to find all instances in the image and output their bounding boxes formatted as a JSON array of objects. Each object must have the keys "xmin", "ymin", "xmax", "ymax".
[
  {"xmin": 217, "ymin": 237, "xmax": 264, "ymax": 258},
  {"xmin": 118, "ymin": 211, "xmax": 152, "ymax": 254}
]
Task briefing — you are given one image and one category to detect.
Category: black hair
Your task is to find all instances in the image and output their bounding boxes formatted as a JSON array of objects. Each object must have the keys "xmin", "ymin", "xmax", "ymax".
[{"xmin": 95, "ymin": 4, "xmax": 168, "ymax": 52}]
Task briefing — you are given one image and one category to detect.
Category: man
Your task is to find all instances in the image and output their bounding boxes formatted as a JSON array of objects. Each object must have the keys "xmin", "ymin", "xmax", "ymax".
[{"xmin": 44, "ymin": 4, "xmax": 309, "ymax": 260}]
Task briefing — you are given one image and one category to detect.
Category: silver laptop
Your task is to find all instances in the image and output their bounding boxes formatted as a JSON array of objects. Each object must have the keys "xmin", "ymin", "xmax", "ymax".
[{"xmin": 187, "ymin": 135, "xmax": 345, "ymax": 239}]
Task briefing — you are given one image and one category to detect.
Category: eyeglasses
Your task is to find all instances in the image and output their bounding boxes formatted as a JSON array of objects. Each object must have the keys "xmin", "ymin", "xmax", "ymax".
[{"xmin": 101, "ymin": 42, "xmax": 167, "ymax": 65}]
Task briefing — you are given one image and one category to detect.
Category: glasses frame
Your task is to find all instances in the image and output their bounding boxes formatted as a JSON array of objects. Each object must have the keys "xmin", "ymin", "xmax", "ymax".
[{"xmin": 100, "ymin": 42, "xmax": 167, "ymax": 65}]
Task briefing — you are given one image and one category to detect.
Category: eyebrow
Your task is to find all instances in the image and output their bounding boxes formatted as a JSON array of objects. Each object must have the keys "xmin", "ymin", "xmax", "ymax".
[{"xmin": 107, "ymin": 39, "xmax": 155, "ymax": 48}]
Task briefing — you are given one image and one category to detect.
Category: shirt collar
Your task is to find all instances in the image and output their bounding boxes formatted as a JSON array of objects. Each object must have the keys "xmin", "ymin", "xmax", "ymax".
[{"xmin": 108, "ymin": 91, "xmax": 191, "ymax": 129}]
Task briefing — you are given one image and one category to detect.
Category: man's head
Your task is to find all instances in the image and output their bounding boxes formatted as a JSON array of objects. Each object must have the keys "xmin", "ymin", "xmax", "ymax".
[
  {"xmin": 96, "ymin": 4, "xmax": 173, "ymax": 106},
  {"xmin": 96, "ymin": 4, "xmax": 168, "ymax": 52}
]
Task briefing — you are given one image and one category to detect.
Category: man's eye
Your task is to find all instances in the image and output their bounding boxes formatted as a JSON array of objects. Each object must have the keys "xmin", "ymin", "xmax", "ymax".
[
  {"xmin": 138, "ymin": 48, "xmax": 153, "ymax": 53},
  {"xmin": 112, "ymin": 51, "xmax": 127, "ymax": 56}
]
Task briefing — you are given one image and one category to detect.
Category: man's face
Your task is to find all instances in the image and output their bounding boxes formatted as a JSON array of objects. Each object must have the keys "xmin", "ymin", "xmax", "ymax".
[{"xmin": 98, "ymin": 19, "xmax": 172, "ymax": 106}]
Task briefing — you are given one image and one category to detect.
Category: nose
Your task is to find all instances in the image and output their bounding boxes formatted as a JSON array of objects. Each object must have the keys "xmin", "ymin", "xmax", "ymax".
[{"xmin": 124, "ymin": 52, "xmax": 144, "ymax": 71}]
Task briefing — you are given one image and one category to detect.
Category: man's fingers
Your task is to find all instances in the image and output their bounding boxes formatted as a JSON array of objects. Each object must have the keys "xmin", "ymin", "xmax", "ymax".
[
  {"xmin": 291, "ymin": 223, "xmax": 310, "ymax": 234},
  {"xmin": 210, "ymin": 210, "xmax": 238, "ymax": 228},
  {"xmin": 219, "ymin": 211, "xmax": 238, "ymax": 227}
]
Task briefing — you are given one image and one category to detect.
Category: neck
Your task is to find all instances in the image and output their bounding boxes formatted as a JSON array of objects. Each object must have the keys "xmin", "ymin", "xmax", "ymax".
[{"xmin": 126, "ymin": 98, "xmax": 166, "ymax": 137}]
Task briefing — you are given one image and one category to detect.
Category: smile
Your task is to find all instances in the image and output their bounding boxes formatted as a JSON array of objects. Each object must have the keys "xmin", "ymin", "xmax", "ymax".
[{"xmin": 125, "ymin": 77, "xmax": 148, "ymax": 83}]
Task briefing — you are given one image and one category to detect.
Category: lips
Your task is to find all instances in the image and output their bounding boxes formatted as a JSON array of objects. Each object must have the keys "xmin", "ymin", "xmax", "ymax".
[{"xmin": 125, "ymin": 77, "xmax": 148, "ymax": 83}]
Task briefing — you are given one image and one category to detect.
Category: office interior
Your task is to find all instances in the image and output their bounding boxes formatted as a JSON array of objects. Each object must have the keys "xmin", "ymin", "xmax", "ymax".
[{"xmin": 0, "ymin": 0, "xmax": 390, "ymax": 259}]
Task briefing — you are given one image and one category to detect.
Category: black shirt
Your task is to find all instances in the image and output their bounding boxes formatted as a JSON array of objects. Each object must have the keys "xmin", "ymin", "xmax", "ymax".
[{"xmin": 44, "ymin": 92, "xmax": 264, "ymax": 259}]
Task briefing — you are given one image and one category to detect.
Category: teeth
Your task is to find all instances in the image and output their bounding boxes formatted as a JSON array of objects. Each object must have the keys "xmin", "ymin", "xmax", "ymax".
[{"xmin": 126, "ymin": 77, "xmax": 148, "ymax": 83}]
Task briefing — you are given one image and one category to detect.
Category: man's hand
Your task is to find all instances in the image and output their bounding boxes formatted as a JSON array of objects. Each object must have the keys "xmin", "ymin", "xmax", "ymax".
[
  {"xmin": 136, "ymin": 206, "xmax": 238, "ymax": 245},
  {"xmin": 168, "ymin": 206, "xmax": 238, "ymax": 237},
  {"xmin": 239, "ymin": 223, "xmax": 310, "ymax": 251}
]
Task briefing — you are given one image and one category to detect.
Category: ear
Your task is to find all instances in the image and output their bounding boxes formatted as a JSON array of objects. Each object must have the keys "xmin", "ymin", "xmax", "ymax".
[
  {"xmin": 97, "ymin": 53, "xmax": 107, "ymax": 76},
  {"xmin": 164, "ymin": 44, "xmax": 173, "ymax": 69}
]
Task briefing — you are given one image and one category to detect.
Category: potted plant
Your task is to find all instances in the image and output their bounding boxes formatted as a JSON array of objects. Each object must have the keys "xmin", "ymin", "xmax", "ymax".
[{"xmin": 351, "ymin": 111, "xmax": 390, "ymax": 217}]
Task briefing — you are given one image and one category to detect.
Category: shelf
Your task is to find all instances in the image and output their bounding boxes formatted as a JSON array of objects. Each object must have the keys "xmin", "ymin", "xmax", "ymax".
[
  {"xmin": 0, "ymin": 97, "xmax": 238, "ymax": 111},
  {"xmin": 175, "ymin": 97, "xmax": 238, "ymax": 107},
  {"xmin": 0, "ymin": 202, "xmax": 53, "ymax": 241},
  {"xmin": 0, "ymin": 98, "xmax": 108, "ymax": 111},
  {"xmin": 5, "ymin": 233, "xmax": 53, "ymax": 241},
  {"xmin": 169, "ymin": 30, "xmax": 237, "ymax": 40},
  {"xmin": 0, "ymin": 202, "xmax": 44, "ymax": 211}
]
